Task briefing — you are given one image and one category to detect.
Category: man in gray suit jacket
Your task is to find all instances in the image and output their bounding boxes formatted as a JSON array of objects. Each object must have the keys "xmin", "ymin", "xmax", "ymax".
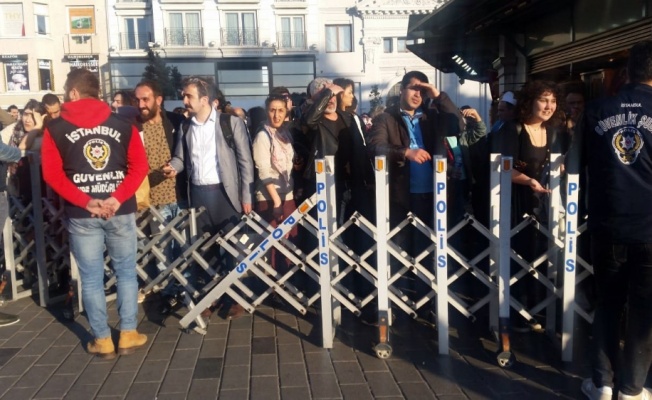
[{"xmin": 163, "ymin": 76, "xmax": 254, "ymax": 318}]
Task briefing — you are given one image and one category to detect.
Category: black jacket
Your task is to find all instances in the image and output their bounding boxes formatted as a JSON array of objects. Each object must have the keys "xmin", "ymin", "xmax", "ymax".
[
  {"xmin": 301, "ymin": 89, "xmax": 373, "ymax": 192},
  {"xmin": 366, "ymin": 93, "xmax": 463, "ymax": 210},
  {"xmin": 569, "ymin": 82, "xmax": 652, "ymax": 243}
]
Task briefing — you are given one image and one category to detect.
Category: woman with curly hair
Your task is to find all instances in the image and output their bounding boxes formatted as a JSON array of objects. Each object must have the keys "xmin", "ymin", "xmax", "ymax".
[
  {"xmin": 500, "ymin": 80, "xmax": 566, "ymax": 223},
  {"xmin": 495, "ymin": 80, "xmax": 566, "ymax": 332}
]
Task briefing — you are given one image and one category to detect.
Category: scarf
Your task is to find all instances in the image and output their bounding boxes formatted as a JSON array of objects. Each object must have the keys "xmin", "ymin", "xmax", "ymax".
[{"xmin": 264, "ymin": 123, "xmax": 294, "ymax": 184}]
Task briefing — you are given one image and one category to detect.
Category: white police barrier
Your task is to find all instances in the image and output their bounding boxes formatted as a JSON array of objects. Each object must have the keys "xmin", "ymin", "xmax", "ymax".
[
  {"xmin": 374, "ymin": 156, "xmax": 391, "ymax": 358},
  {"xmin": 496, "ymin": 156, "xmax": 513, "ymax": 367},
  {"xmin": 561, "ymin": 172, "xmax": 594, "ymax": 363},
  {"xmin": 434, "ymin": 156, "xmax": 449, "ymax": 355},
  {"xmin": 562, "ymin": 173, "xmax": 580, "ymax": 361},
  {"xmin": 4, "ymin": 151, "xmax": 592, "ymax": 363},
  {"xmin": 316, "ymin": 157, "xmax": 341, "ymax": 348},
  {"xmin": 0, "ymin": 153, "xmax": 71, "ymax": 307},
  {"xmin": 178, "ymin": 193, "xmax": 318, "ymax": 334}
]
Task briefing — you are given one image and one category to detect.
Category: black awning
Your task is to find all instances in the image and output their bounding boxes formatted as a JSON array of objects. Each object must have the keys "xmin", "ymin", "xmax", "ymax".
[
  {"xmin": 406, "ymin": 0, "xmax": 566, "ymax": 82},
  {"xmin": 407, "ymin": 0, "xmax": 488, "ymax": 39},
  {"xmin": 408, "ymin": 36, "xmax": 497, "ymax": 83},
  {"xmin": 408, "ymin": 0, "xmax": 565, "ymax": 38}
]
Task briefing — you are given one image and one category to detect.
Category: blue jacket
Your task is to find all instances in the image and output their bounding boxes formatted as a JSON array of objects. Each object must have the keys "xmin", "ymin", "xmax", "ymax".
[{"xmin": 0, "ymin": 140, "xmax": 21, "ymax": 192}]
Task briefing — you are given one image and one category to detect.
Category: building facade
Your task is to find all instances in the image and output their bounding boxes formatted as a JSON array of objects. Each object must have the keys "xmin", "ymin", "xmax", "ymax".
[
  {"xmin": 107, "ymin": 0, "xmax": 488, "ymax": 113},
  {"xmin": 0, "ymin": 0, "xmax": 109, "ymax": 109},
  {"xmin": 0, "ymin": 0, "xmax": 489, "ymax": 113}
]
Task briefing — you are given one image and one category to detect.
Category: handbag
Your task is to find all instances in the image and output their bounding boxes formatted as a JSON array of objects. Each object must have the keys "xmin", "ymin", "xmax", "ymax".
[{"xmin": 135, "ymin": 176, "xmax": 150, "ymax": 211}]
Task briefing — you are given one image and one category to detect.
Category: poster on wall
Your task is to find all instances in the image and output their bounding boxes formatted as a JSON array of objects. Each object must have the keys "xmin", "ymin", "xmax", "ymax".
[
  {"xmin": 67, "ymin": 54, "xmax": 98, "ymax": 74},
  {"xmin": 2, "ymin": 54, "xmax": 29, "ymax": 91},
  {"xmin": 38, "ymin": 59, "xmax": 52, "ymax": 91},
  {"xmin": 68, "ymin": 7, "xmax": 95, "ymax": 35},
  {"xmin": 66, "ymin": 54, "xmax": 99, "ymax": 84},
  {"xmin": 0, "ymin": 4, "xmax": 24, "ymax": 38}
]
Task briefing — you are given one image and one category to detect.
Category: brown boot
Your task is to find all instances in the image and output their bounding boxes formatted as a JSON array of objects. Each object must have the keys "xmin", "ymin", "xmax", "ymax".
[
  {"xmin": 117, "ymin": 330, "xmax": 147, "ymax": 355},
  {"xmin": 227, "ymin": 303, "xmax": 245, "ymax": 319},
  {"xmin": 87, "ymin": 337, "xmax": 116, "ymax": 359}
]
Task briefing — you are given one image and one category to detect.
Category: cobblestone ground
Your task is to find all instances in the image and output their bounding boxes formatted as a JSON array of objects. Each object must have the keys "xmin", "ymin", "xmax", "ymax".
[{"xmin": 0, "ymin": 294, "xmax": 619, "ymax": 400}]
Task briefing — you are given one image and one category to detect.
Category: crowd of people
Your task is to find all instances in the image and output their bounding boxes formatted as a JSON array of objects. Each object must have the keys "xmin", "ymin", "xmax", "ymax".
[{"xmin": 1, "ymin": 39, "xmax": 652, "ymax": 399}]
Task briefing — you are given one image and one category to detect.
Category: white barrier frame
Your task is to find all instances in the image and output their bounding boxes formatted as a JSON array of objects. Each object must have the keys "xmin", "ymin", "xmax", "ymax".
[
  {"xmin": 374, "ymin": 156, "xmax": 391, "ymax": 352},
  {"xmin": 315, "ymin": 157, "xmax": 339, "ymax": 348},
  {"xmin": 9, "ymin": 148, "xmax": 595, "ymax": 363},
  {"xmin": 178, "ymin": 195, "xmax": 316, "ymax": 332},
  {"xmin": 562, "ymin": 172, "xmax": 580, "ymax": 361},
  {"xmin": 498, "ymin": 157, "xmax": 512, "ymax": 334},
  {"xmin": 434, "ymin": 156, "xmax": 449, "ymax": 354}
]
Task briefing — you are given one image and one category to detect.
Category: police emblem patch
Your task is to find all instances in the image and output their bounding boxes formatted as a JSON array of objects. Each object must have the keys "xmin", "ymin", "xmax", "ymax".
[
  {"xmin": 612, "ymin": 126, "xmax": 644, "ymax": 165},
  {"xmin": 83, "ymin": 139, "xmax": 111, "ymax": 171}
]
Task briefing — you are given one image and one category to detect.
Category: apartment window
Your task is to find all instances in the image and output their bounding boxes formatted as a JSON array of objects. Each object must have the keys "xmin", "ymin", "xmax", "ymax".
[
  {"xmin": 34, "ymin": 3, "xmax": 49, "ymax": 35},
  {"xmin": 387, "ymin": 82, "xmax": 402, "ymax": 108},
  {"xmin": 325, "ymin": 25, "xmax": 352, "ymax": 53},
  {"xmin": 123, "ymin": 17, "xmax": 149, "ymax": 50},
  {"xmin": 167, "ymin": 12, "xmax": 201, "ymax": 46},
  {"xmin": 217, "ymin": 60, "xmax": 269, "ymax": 103},
  {"xmin": 38, "ymin": 59, "xmax": 52, "ymax": 90},
  {"xmin": 0, "ymin": 4, "xmax": 24, "ymax": 37},
  {"xmin": 279, "ymin": 16, "xmax": 304, "ymax": 49},
  {"xmin": 383, "ymin": 38, "xmax": 392, "ymax": 53},
  {"xmin": 223, "ymin": 12, "xmax": 257, "ymax": 46},
  {"xmin": 397, "ymin": 38, "xmax": 410, "ymax": 53}
]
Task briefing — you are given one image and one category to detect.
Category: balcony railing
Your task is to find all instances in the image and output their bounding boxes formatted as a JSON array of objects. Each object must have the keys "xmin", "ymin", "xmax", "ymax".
[
  {"xmin": 164, "ymin": 28, "xmax": 203, "ymax": 46},
  {"xmin": 220, "ymin": 28, "xmax": 259, "ymax": 46},
  {"xmin": 277, "ymin": 31, "xmax": 306, "ymax": 49},
  {"xmin": 119, "ymin": 32, "xmax": 151, "ymax": 50}
]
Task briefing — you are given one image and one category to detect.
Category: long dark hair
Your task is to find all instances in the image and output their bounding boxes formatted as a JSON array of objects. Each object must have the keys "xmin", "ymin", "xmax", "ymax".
[
  {"xmin": 16, "ymin": 99, "xmax": 45, "ymax": 132},
  {"xmin": 333, "ymin": 78, "xmax": 354, "ymax": 111}
]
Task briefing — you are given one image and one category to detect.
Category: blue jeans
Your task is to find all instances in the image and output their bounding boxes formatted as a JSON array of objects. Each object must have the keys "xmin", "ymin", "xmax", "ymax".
[
  {"xmin": 154, "ymin": 202, "xmax": 188, "ymax": 296},
  {"xmin": 590, "ymin": 235, "xmax": 652, "ymax": 395},
  {"xmin": 155, "ymin": 202, "xmax": 182, "ymax": 273},
  {"xmin": 69, "ymin": 214, "xmax": 138, "ymax": 339}
]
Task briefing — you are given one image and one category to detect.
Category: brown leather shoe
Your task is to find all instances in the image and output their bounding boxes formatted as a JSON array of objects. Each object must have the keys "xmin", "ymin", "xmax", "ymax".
[
  {"xmin": 200, "ymin": 301, "xmax": 222, "ymax": 319},
  {"xmin": 227, "ymin": 303, "xmax": 245, "ymax": 319},
  {"xmin": 200, "ymin": 307, "xmax": 213, "ymax": 319}
]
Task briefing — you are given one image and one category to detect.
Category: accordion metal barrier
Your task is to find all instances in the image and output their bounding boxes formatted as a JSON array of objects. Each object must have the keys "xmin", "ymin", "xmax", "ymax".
[{"xmin": 1, "ymin": 153, "xmax": 591, "ymax": 364}]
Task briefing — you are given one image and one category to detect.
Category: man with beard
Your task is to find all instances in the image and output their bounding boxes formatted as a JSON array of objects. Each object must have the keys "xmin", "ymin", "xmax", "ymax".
[
  {"xmin": 301, "ymin": 78, "xmax": 371, "ymax": 205},
  {"xmin": 163, "ymin": 76, "xmax": 254, "ymax": 319},
  {"xmin": 133, "ymin": 80, "xmax": 187, "ymax": 311},
  {"xmin": 41, "ymin": 93, "xmax": 61, "ymax": 120}
]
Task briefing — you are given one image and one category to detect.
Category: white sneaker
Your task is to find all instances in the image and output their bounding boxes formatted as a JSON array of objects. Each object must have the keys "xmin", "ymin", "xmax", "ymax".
[
  {"xmin": 582, "ymin": 378, "xmax": 613, "ymax": 400},
  {"xmin": 618, "ymin": 387, "xmax": 652, "ymax": 400}
]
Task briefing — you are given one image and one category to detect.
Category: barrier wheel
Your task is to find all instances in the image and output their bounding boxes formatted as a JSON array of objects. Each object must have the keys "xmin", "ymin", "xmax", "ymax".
[
  {"xmin": 496, "ymin": 351, "xmax": 514, "ymax": 368},
  {"xmin": 374, "ymin": 343, "xmax": 392, "ymax": 359}
]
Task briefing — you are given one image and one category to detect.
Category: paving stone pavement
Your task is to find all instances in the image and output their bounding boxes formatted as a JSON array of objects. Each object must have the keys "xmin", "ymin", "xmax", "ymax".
[{"xmin": 0, "ymin": 295, "xmax": 624, "ymax": 400}]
